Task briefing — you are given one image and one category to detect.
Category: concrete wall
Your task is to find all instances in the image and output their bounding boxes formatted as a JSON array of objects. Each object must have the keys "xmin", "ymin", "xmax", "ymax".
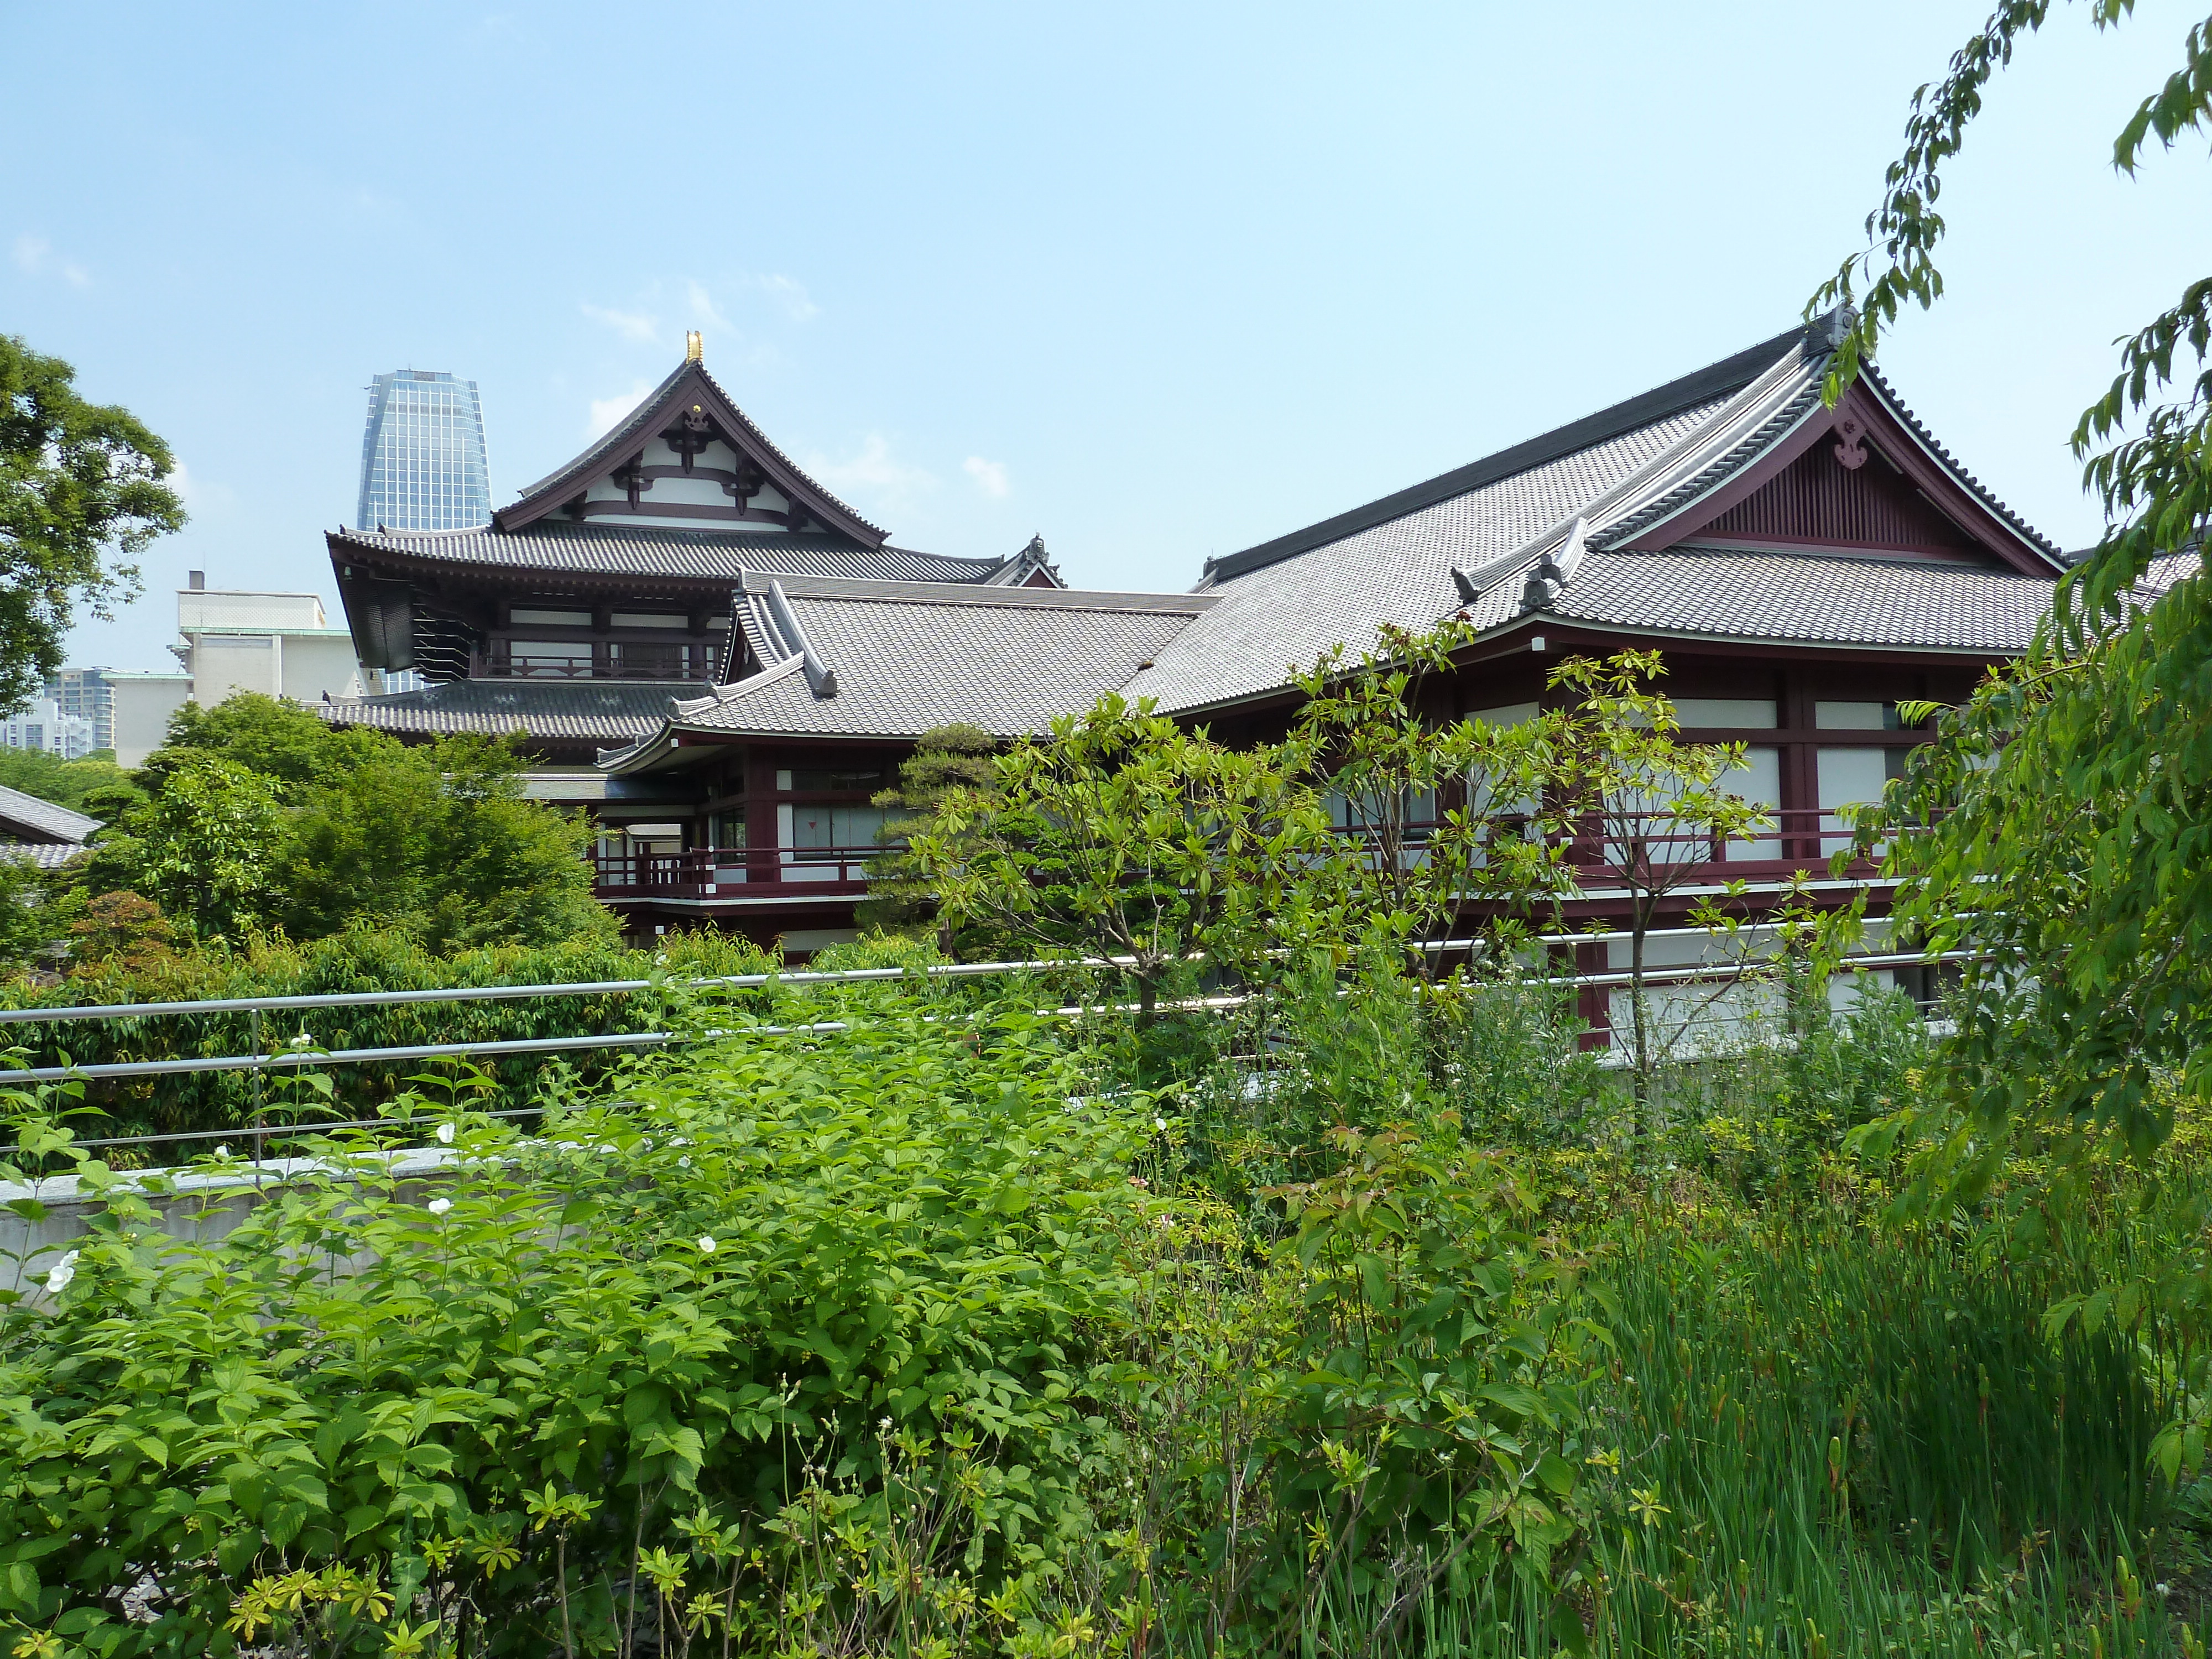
[
  {"xmin": 107, "ymin": 673, "xmax": 193, "ymax": 768},
  {"xmin": 2, "ymin": 1145, "xmax": 465, "ymax": 1301},
  {"xmin": 276, "ymin": 632, "xmax": 367, "ymax": 703},
  {"xmin": 179, "ymin": 590, "xmax": 326, "ymax": 631}
]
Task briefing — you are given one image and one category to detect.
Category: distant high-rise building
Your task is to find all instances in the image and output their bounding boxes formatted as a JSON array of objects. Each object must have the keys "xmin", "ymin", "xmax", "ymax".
[
  {"xmin": 356, "ymin": 369, "xmax": 492, "ymax": 532},
  {"xmin": 51, "ymin": 668, "xmax": 114, "ymax": 755},
  {"xmin": 2, "ymin": 694, "xmax": 94, "ymax": 760}
]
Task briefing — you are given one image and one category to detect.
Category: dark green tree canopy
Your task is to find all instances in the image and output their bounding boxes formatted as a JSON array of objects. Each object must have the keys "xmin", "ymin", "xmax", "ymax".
[
  {"xmin": 78, "ymin": 693, "xmax": 615, "ymax": 953},
  {"xmin": 1813, "ymin": 0, "xmax": 2212, "ymax": 1166},
  {"xmin": 0, "ymin": 337, "xmax": 185, "ymax": 713}
]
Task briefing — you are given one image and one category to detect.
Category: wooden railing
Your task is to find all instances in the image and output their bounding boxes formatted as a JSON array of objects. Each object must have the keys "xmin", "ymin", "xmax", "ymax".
[
  {"xmin": 594, "ymin": 844, "xmax": 881, "ymax": 900},
  {"xmin": 592, "ymin": 812, "xmax": 1891, "ymax": 904},
  {"xmin": 492, "ymin": 645, "xmax": 706, "ymax": 680}
]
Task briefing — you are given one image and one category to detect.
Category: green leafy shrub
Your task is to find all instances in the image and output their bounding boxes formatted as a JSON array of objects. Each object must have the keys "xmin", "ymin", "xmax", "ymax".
[
  {"xmin": 0, "ymin": 1004, "xmax": 1151, "ymax": 1656},
  {"xmin": 0, "ymin": 926, "xmax": 781, "ymax": 1154}
]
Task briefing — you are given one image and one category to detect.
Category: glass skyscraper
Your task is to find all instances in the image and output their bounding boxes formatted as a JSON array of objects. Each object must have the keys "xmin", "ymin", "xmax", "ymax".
[{"xmin": 356, "ymin": 369, "xmax": 492, "ymax": 531}]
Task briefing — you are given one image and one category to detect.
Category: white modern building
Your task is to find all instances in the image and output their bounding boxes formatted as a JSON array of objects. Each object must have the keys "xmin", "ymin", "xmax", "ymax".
[
  {"xmin": 0, "ymin": 695, "xmax": 96, "ymax": 760},
  {"xmin": 108, "ymin": 573, "xmax": 366, "ymax": 766}
]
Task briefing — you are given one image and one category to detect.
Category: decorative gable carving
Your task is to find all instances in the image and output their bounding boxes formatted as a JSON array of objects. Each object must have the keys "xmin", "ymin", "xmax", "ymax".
[
  {"xmin": 495, "ymin": 359, "xmax": 888, "ymax": 548},
  {"xmin": 1698, "ymin": 437, "xmax": 1977, "ymax": 557}
]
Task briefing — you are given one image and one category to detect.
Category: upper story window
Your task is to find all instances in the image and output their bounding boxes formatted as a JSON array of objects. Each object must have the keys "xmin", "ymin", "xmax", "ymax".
[
  {"xmin": 775, "ymin": 766, "xmax": 888, "ymax": 794},
  {"xmin": 489, "ymin": 635, "xmax": 710, "ymax": 679},
  {"xmin": 1815, "ymin": 701, "xmax": 1910, "ymax": 730}
]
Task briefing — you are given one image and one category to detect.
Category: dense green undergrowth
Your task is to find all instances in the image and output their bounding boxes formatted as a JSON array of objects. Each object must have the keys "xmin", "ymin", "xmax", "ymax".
[
  {"xmin": 0, "ymin": 927, "xmax": 785, "ymax": 1155},
  {"xmin": 2, "ymin": 967, "xmax": 2206, "ymax": 1657}
]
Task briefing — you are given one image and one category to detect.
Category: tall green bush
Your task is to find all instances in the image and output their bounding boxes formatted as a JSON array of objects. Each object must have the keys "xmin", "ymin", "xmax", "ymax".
[
  {"xmin": 0, "ymin": 926, "xmax": 780, "ymax": 1155},
  {"xmin": 0, "ymin": 1005, "xmax": 1150, "ymax": 1657},
  {"xmin": 76, "ymin": 695, "xmax": 614, "ymax": 953}
]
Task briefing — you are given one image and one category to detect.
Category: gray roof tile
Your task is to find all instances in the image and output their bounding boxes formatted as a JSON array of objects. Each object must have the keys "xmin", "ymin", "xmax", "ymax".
[
  {"xmin": 0, "ymin": 785, "xmax": 98, "ymax": 844},
  {"xmin": 1129, "ymin": 407, "xmax": 1721, "ymax": 713},
  {"xmin": 329, "ymin": 522, "xmax": 1008, "ymax": 586},
  {"xmin": 1544, "ymin": 549, "xmax": 2059, "ymax": 651},
  {"xmin": 322, "ymin": 678, "xmax": 708, "ymax": 742},
  {"xmin": 618, "ymin": 579, "xmax": 1213, "ymax": 752},
  {"xmin": 0, "ymin": 842, "xmax": 86, "ymax": 870}
]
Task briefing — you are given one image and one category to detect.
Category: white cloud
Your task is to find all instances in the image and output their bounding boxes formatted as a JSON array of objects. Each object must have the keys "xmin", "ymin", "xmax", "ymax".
[
  {"xmin": 808, "ymin": 434, "xmax": 934, "ymax": 499},
  {"xmin": 581, "ymin": 302, "xmax": 658, "ymax": 343},
  {"xmin": 168, "ymin": 459, "xmax": 232, "ymax": 513},
  {"xmin": 755, "ymin": 274, "xmax": 819, "ymax": 322},
  {"xmin": 963, "ymin": 456, "xmax": 1011, "ymax": 498},
  {"xmin": 13, "ymin": 234, "xmax": 88, "ymax": 286},
  {"xmin": 685, "ymin": 280, "xmax": 733, "ymax": 335},
  {"xmin": 587, "ymin": 380, "xmax": 654, "ymax": 438}
]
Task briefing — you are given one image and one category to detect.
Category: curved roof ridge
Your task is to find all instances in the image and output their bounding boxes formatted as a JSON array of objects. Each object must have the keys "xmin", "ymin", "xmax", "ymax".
[
  {"xmin": 1203, "ymin": 322, "xmax": 1813, "ymax": 586},
  {"xmin": 1440, "ymin": 345, "xmax": 1827, "ymax": 612},
  {"xmin": 494, "ymin": 354, "xmax": 888, "ymax": 547},
  {"xmin": 1857, "ymin": 364, "xmax": 2064, "ymax": 566}
]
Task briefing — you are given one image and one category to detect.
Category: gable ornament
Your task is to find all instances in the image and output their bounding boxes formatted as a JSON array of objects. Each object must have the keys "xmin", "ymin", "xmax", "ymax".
[{"xmin": 1833, "ymin": 411, "xmax": 1870, "ymax": 472}]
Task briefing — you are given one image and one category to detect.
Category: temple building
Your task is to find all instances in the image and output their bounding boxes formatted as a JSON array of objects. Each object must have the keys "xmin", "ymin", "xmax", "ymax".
[
  {"xmin": 322, "ymin": 333, "xmax": 1062, "ymax": 950},
  {"xmin": 328, "ymin": 316, "xmax": 2191, "ymax": 964}
]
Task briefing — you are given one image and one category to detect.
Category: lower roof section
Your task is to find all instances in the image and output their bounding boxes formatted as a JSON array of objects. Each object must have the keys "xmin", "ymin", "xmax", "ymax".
[
  {"xmin": 606, "ymin": 577, "xmax": 1216, "ymax": 768},
  {"xmin": 322, "ymin": 678, "xmax": 708, "ymax": 745},
  {"xmin": 328, "ymin": 521, "xmax": 1018, "ymax": 586}
]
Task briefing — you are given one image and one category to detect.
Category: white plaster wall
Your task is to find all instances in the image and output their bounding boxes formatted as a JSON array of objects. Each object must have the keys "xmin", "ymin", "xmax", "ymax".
[
  {"xmin": 192, "ymin": 635, "xmax": 280, "ymax": 705},
  {"xmin": 179, "ymin": 591, "xmax": 326, "ymax": 631},
  {"xmin": 108, "ymin": 675, "xmax": 193, "ymax": 767},
  {"xmin": 276, "ymin": 633, "xmax": 367, "ymax": 703},
  {"xmin": 2, "ymin": 1147, "xmax": 468, "ymax": 1300}
]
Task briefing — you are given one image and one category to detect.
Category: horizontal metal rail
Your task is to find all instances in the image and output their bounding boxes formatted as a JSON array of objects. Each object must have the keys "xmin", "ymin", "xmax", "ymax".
[
  {"xmin": 67, "ymin": 1104, "xmax": 552, "ymax": 1151},
  {"xmin": 0, "ymin": 947, "xmax": 1962, "ymax": 1092},
  {"xmin": 0, "ymin": 890, "xmax": 1929, "ymax": 1029},
  {"xmin": 2, "ymin": 1032, "xmax": 673, "ymax": 1083},
  {"xmin": 0, "ymin": 955, "xmax": 1155, "ymax": 1026}
]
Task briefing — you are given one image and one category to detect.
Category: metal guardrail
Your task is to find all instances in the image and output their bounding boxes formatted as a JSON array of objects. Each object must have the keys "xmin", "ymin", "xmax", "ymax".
[{"xmin": 0, "ymin": 936, "xmax": 1964, "ymax": 1091}]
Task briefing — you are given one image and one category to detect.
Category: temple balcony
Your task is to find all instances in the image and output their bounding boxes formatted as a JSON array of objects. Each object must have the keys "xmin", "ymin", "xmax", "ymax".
[
  {"xmin": 593, "ymin": 844, "xmax": 879, "ymax": 904},
  {"xmin": 589, "ymin": 808, "xmax": 1883, "ymax": 913}
]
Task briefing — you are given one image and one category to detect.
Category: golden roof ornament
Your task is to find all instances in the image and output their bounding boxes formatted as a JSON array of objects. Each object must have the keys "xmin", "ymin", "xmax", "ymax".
[{"xmin": 685, "ymin": 331, "xmax": 703, "ymax": 362}]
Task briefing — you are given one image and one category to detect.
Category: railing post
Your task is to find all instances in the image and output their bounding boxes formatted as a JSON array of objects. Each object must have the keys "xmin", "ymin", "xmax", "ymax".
[{"xmin": 249, "ymin": 1003, "xmax": 265, "ymax": 1167}]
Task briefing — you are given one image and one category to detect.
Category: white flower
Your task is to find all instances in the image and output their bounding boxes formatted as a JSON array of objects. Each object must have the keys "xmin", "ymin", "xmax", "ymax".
[
  {"xmin": 878, "ymin": 1415, "xmax": 892, "ymax": 1431},
  {"xmin": 436, "ymin": 1123, "xmax": 456, "ymax": 1145},
  {"xmin": 1154, "ymin": 1117, "xmax": 1167, "ymax": 1133},
  {"xmin": 289, "ymin": 1031, "xmax": 315, "ymax": 1051},
  {"xmin": 427, "ymin": 1198, "xmax": 452, "ymax": 1216},
  {"xmin": 44, "ymin": 1250, "xmax": 78, "ymax": 1295},
  {"xmin": 696, "ymin": 1234, "xmax": 717, "ymax": 1255},
  {"xmin": 677, "ymin": 1156, "xmax": 691, "ymax": 1169},
  {"xmin": 214, "ymin": 1144, "xmax": 230, "ymax": 1159},
  {"xmin": 654, "ymin": 953, "xmax": 669, "ymax": 966}
]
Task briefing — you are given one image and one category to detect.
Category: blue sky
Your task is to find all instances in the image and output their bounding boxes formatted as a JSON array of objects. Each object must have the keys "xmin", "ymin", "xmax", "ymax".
[{"xmin": 6, "ymin": 1, "xmax": 2210, "ymax": 676}]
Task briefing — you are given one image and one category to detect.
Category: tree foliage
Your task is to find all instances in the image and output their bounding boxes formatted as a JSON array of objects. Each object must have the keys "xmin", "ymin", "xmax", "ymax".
[
  {"xmin": 853, "ymin": 722, "xmax": 998, "ymax": 942},
  {"xmin": 77, "ymin": 694, "xmax": 614, "ymax": 953},
  {"xmin": 910, "ymin": 697, "xmax": 1326, "ymax": 1020},
  {"xmin": 0, "ymin": 747, "xmax": 127, "ymax": 815},
  {"xmin": 0, "ymin": 337, "xmax": 185, "ymax": 713},
  {"xmin": 1546, "ymin": 651, "xmax": 1771, "ymax": 1097},
  {"xmin": 1813, "ymin": 1, "xmax": 2212, "ymax": 1161},
  {"xmin": 1284, "ymin": 620, "xmax": 1568, "ymax": 980},
  {"xmin": 910, "ymin": 627, "xmax": 1762, "ymax": 1084}
]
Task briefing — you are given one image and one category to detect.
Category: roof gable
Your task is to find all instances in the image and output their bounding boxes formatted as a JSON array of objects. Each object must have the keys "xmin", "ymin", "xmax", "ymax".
[
  {"xmin": 1600, "ymin": 374, "xmax": 2064, "ymax": 576},
  {"xmin": 494, "ymin": 353, "xmax": 889, "ymax": 549},
  {"xmin": 1695, "ymin": 437, "xmax": 1979, "ymax": 556}
]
